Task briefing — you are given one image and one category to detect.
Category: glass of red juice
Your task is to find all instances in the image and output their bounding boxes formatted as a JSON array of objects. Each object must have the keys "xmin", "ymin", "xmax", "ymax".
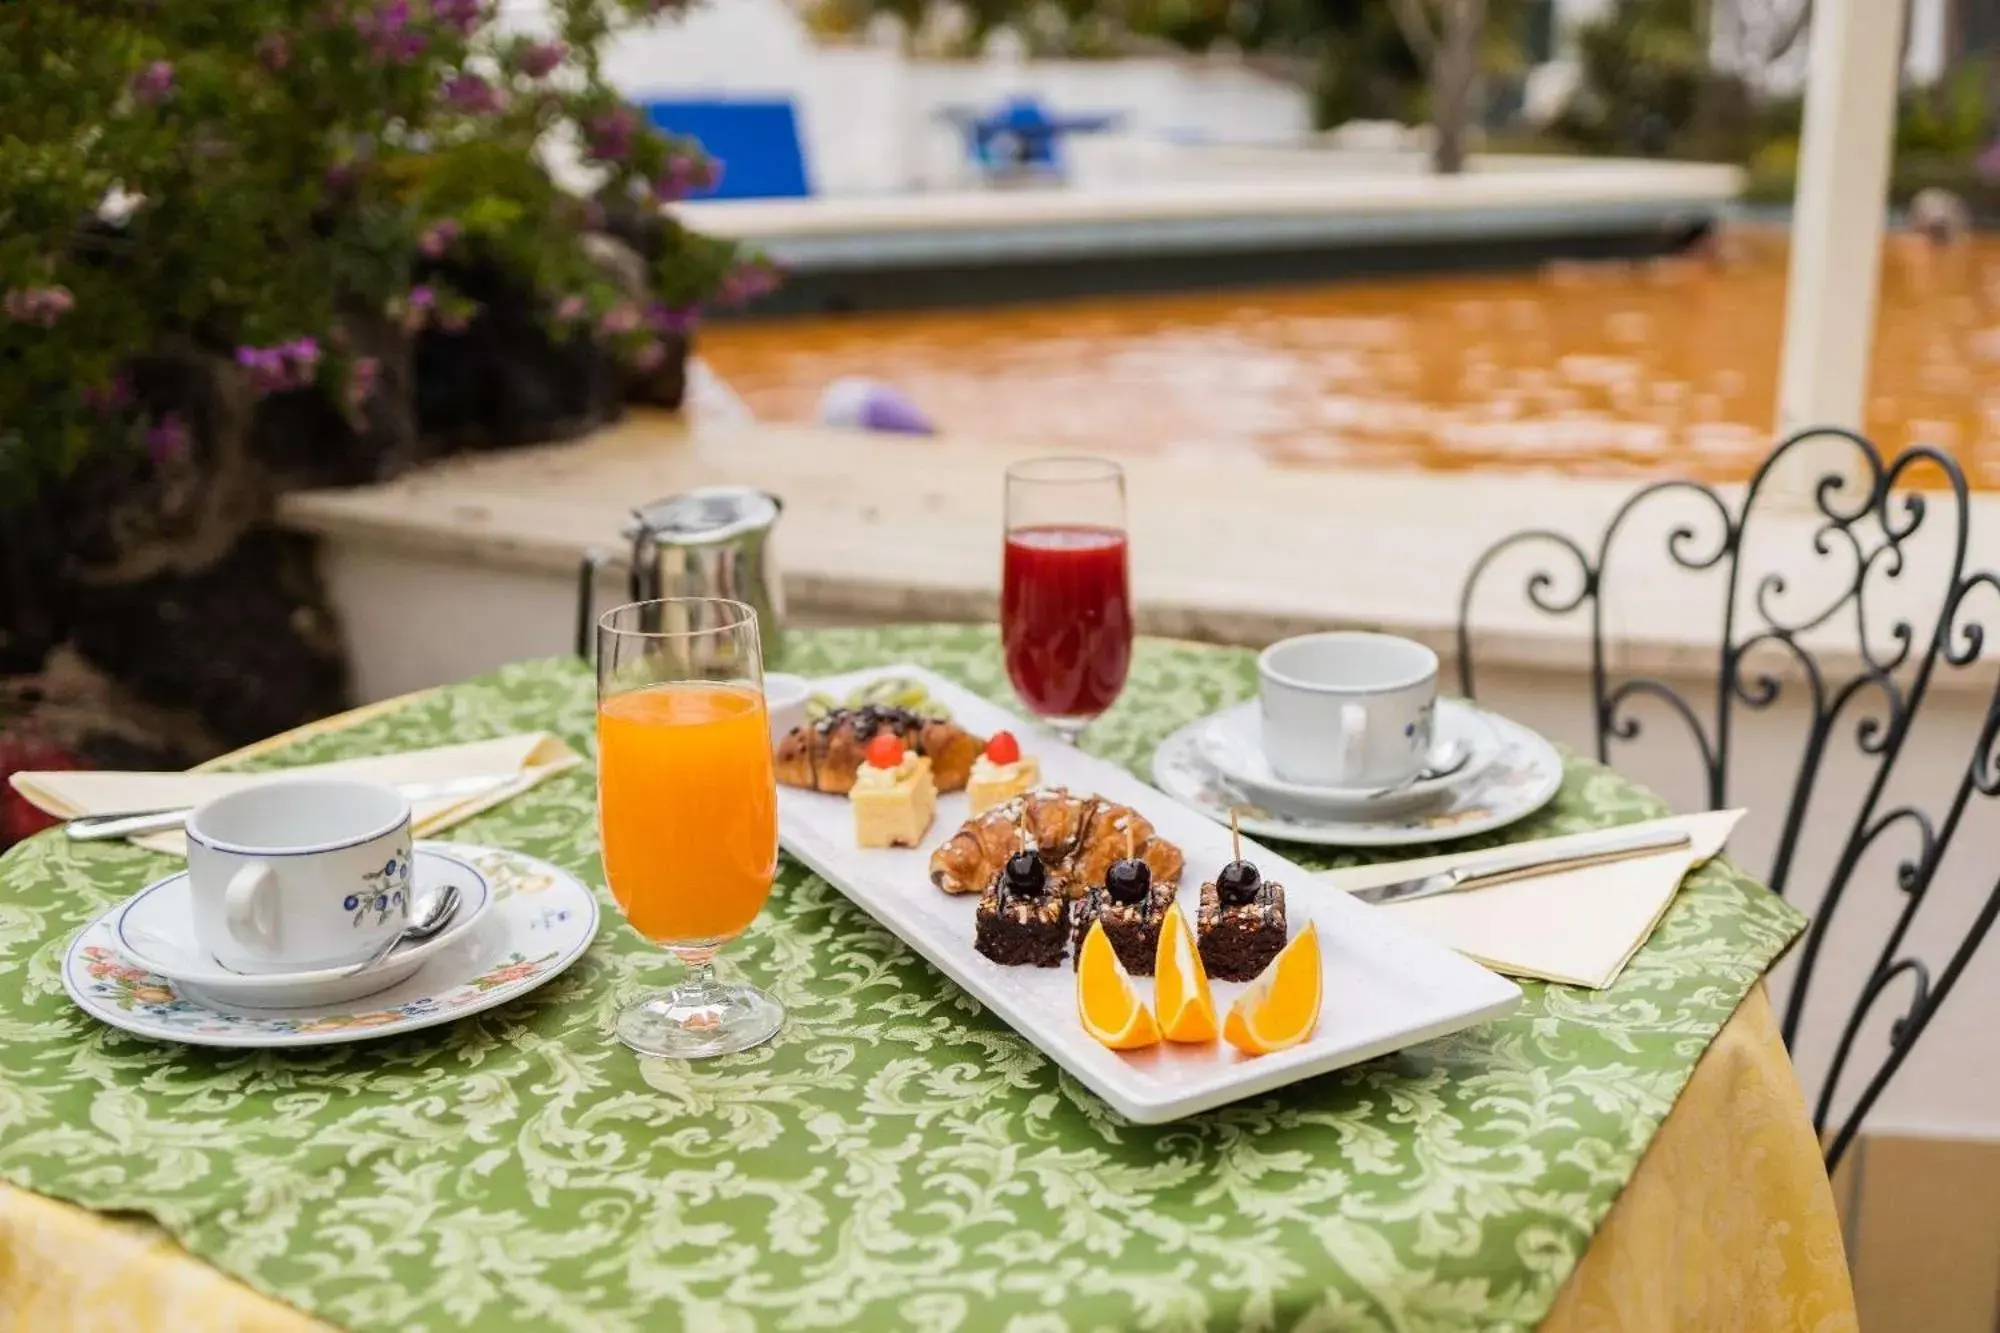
[{"xmin": 1001, "ymin": 457, "xmax": 1133, "ymax": 745}]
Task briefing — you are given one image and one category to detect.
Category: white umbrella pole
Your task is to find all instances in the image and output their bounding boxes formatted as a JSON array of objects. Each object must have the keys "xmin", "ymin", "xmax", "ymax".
[{"xmin": 1768, "ymin": 0, "xmax": 1905, "ymax": 503}]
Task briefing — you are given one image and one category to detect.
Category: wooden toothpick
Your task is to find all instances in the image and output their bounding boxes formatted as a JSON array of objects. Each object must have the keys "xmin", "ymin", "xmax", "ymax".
[{"xmin": 1229, "ymin": 807, "xmax": 1242, "ymax": 862}]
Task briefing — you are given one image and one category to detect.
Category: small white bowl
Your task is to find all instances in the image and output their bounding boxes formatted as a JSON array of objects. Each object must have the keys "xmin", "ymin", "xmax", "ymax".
[{"xmin": 764, "ymin": 672, "xmax": 812, "ymax": 741}]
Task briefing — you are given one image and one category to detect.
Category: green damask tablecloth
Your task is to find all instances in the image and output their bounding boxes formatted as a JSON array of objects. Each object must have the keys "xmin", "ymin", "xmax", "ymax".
[{"xmin": 0, "ymin": 627, "xmax": 1808, "ymax": 1332}]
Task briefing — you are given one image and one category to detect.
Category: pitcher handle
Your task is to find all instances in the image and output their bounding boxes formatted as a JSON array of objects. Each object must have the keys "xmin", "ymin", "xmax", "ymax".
[
  {"xmin": 575, "ymin": 547, "xmax": 615, "ymax": 660},
  {"xmin": 628, "ymin": 522, "xmax": 660, "ymax": 604}
]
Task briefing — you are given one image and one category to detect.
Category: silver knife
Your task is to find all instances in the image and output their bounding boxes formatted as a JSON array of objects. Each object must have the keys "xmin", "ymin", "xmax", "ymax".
[
  {"xmin": 63, "ymin": 773, "xmax": 520, "ymax": 842},
  {"xmin": 1349, "ymin": 827, "xmax": 1695, "ymax": 906}
]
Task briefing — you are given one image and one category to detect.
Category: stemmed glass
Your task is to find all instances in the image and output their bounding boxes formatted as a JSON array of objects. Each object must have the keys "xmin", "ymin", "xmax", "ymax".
[
  {"xmin": 596, "ymin": 598, "xmax": 782, "ymax": 1059},
  {"xmin": 1000, "ymin": 456, "xmax": 1134, "ymax": 745}
]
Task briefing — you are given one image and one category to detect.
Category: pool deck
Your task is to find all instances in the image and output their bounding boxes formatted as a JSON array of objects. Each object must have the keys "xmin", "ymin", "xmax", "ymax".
[
  {"xmin": 681, "ymin": 158, "xmax": 1746, "ymax": 272},
  {"xmin": 277, "ymin": 411, "xmax": 2000, "ymax": 697}
]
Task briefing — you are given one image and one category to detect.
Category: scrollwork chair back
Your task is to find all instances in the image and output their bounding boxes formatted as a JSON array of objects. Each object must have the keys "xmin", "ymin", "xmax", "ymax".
[{"xmin": 1456, "ymin": 428, "xmax": 2000, "ymax": 1170}]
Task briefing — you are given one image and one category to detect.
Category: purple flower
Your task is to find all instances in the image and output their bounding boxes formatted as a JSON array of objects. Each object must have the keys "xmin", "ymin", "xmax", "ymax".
[
  {"xmin": 83, "ymin": 372, "xmax": 134, "ymax": 415},
  {"xmin": 553, "ymin": 294, "xmax": 587, "ymax": 322},
  {"xmin": 3, "ymin": 286, "xmax": 74, "ymax": 327},
  {"xmin": 355, "ymin": 0, "xmax": 410, "ymax": 40},
  {"xmin": 144, "ymin": 413, "xmax": 190, "ymax": 463},
  {"xmin": 632, "ymin": 340, "xmax": 668, "ymax": 372},
  {"xmin": 517, "ymin": 40, "xmax": 566, "ymax": 78},
  {"xmin": 346, "ymin": 355, "xmax": 381, "ymax": 406},
  {"xmin": 585, "ymin": 108, "xmax": 638, "ymax": 163},
  {"xmin": 400, "ymin": 285, "xmax": 437, "ymax": 332},
  {"xmin": 429, "ymin": 0, "xmax": 484, "ymax": 35},
  {"xmin": 283, "ymin": 337, "xmax": 321, "ymax": 374},
  {"xmin": 130, "ymin": 61, "xmax": 175, "ymax": 105},
  {"xmin": 598, "ymin": 302, "xmax": 640, "ymax": 336},
  {"xmin": 235, "ymin": 345, "xmax": 286, "ymax": 394},
  {"xmin": 654, "ymin": 153, "xmax": 721, "ymax": 201},
  {"xmin": 354, "ymin": 1, "xmax": 426, "ymax": 63},
  {"xmin": 716, "ymin": 260, "xmax": 781, "ymax": 306},
  {"xmin": 1979, "ymin": 139, "xmax": 2000, "ymax": 186},
  {"xmin": 441, "ymin": 72, "xmax": 500, "ymax": 115},
  {"xmin": 257, "ymin": 33, "xmax": 292, "ymax": 72},
  {"xmin": 645, "ymin": 302, "xmax": 697, "ymax": 335},
  {"xmin": 234, "ymin": 339, "xmax": 320, "ymax": 395},
  {"xmin": 418, "ymin": 220, "xmax": 462, "ymax": 257}
]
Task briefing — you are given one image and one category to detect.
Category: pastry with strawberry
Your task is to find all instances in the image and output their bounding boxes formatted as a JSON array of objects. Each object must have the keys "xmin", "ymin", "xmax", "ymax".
[
  {"xmin": 849, "ymin": 732, "xmax": 938, "ymax": 849},
  {"xmin": 776, "ymin": 705, "xmax": 982, "ymax": 794},
  {"xmin": 966, "ymin": 730, "xmax": 1040, "ymax": 815}
]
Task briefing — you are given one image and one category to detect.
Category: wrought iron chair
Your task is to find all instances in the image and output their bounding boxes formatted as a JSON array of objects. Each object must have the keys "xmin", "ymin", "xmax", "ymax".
[{"xmin": 1456, "ymin": 427, "xmax": 2000, "ymax": 1170}]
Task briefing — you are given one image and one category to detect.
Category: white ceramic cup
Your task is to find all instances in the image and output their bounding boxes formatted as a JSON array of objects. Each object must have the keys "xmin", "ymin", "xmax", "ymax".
[
  {"xmin": 1257, "ymin": 632, "xmax": 1439, "ymax": 788},
  {"xmin": 183, "ymin": 779, "xmax": 415, "ymax": 974}
]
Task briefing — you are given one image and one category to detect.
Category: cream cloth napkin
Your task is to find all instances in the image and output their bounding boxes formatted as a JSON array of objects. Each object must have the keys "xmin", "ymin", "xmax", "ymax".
[
  {"xmin": 9, "ymin": 733, "xmax": 583, "ymax": 856},
  {"xmin": 1321, "ymin": 809, "xmax": 1745, "ymax": 989}
]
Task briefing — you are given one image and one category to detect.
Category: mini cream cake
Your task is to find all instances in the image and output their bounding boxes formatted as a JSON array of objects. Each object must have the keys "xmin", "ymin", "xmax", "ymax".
[
  {"xmin": 967, "ymin": 732, "xmax": 1040, "ymax": 815},
  {"xmin": 851, "ymin": 750, "xmax": 937, "ymax": 848}
]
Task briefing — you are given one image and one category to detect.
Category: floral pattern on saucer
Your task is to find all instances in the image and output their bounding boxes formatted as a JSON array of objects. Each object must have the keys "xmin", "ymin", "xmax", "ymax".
[
  {"xmin": 1153, "ymin": 702, "xmax": 1564, "ymax": 847},
  {"xmin": 76, "ymin": 944, "xmax": 562, "ymax": 1037},
  {"xmin": 64, "ymin": 843, "xmax": 596, "ymax": 1048}
]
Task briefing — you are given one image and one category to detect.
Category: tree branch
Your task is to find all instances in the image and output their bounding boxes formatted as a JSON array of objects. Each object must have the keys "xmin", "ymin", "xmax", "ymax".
[
  {"xmin": 1768, "ymin": 0, "xmax": 1812, "ymax": 64},
  {"xmin": 1387, "ymin": 0, "xmax": 1438, "ymax": 63}
]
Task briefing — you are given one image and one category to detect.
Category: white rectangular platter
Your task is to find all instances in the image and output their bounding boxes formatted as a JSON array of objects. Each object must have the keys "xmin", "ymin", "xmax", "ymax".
[{"xmin": 775, "ymin": 665, "xmax": 1522, "ymax": 1123}]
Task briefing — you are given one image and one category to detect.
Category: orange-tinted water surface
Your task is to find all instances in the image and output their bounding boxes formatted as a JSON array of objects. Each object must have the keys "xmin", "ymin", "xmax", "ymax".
[{"xmin": 700, "ymin": 229, "xmax": 2000, "ymax": 487}]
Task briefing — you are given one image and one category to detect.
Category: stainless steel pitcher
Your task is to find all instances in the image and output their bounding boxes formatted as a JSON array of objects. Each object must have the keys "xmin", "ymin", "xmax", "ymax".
[{"xmin": 575, "ymin": 485, "xmax": 785, "ymax": 667}]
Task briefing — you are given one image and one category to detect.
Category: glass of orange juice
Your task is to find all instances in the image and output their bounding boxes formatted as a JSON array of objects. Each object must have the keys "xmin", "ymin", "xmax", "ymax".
[{"xmin": 596, "ymin": 597, "xmax": 781, "ymax": 1059}]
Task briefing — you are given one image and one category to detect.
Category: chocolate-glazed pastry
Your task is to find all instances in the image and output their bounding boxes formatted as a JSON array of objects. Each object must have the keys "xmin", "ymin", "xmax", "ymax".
[
  {"xmin": 974, "ymin": 851, "xmax": 1069, "ymax": 967},
  {"xmin": 1197, "ymin": 862, "xmax": 1287, "ymax": 982},
  {"xmin": 775, "ymin": 705, "xmax": 983, "ymax": 794},
  {"xmin": 928, "ymin": 789, "xmax": 1184, "ymax": 897},
  {"xmin": 1069, "ymin": 857, "xmax": 1174, "ymax": 976}
]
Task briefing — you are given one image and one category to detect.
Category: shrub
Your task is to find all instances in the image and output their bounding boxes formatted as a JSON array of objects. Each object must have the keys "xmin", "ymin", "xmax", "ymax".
[{"xmin": 0, "ymin": 0, "xmax": 769, "ymax": 503}]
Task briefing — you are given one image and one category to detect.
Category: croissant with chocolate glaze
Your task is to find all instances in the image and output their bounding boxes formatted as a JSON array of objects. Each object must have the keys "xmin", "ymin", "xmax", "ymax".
[
  {"xmin": 928, "ymin": 788, "xmax": 1184, "ymax": 897},
  {"xmin": 775, "ymin": 705, "xmax": 983, "ymax": 794}
]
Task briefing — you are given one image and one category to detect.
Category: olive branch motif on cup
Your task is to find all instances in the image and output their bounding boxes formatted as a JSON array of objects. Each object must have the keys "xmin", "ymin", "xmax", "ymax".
[{"xmin": 343, "ymin": 849, "xmax": 412, "ymax": 928}]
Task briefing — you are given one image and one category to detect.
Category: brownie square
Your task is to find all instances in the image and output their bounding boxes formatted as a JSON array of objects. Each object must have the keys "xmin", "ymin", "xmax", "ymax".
[
  {"xmin": 1069, "ymin": 882, "xmax": 1174, "ymax": 976},
  {"xmin": 1197, "ymin": 880, "xmax": 1287, "ymax": 982},
  {"xmin": 975, "ymin": 877, "xmax": 1069, "ymax": 968}
]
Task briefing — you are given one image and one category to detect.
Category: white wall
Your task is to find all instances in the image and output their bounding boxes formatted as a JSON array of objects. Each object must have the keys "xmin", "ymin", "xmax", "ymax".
[{"xmin": 499, "ymin": 0, "xmax": 1311, "ymax": 196}]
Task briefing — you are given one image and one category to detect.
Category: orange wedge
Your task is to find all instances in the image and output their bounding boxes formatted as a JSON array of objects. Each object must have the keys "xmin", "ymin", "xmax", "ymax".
[
  {"xmin": 1152, "ymin": 903, "xmax": 1218, "ymax": 1044},
  {"xmin": 1077, "ymin": 921, "xmax": 1161, "ymax": 1050},
  {"xmin": 1222, "ymin": 922, "xmax": 1323, "ymax": 1056}
]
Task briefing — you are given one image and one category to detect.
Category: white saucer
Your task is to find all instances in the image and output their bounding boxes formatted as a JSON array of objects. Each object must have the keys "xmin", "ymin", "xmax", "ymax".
[
  {"xmin": 1153, "ymin": 701, "xmax": 1564, "ymax": 848},
  {"xmin": 65, "ymin": 843, "xmax": 598, "ymax": 1048},
  {"xmin": 1196, "ymin": 699, "xmax": 1497, "ymax": 816},
  {"xmin": 111, "ymin": 848, "xmax": 493, "ymax": 1009}
]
